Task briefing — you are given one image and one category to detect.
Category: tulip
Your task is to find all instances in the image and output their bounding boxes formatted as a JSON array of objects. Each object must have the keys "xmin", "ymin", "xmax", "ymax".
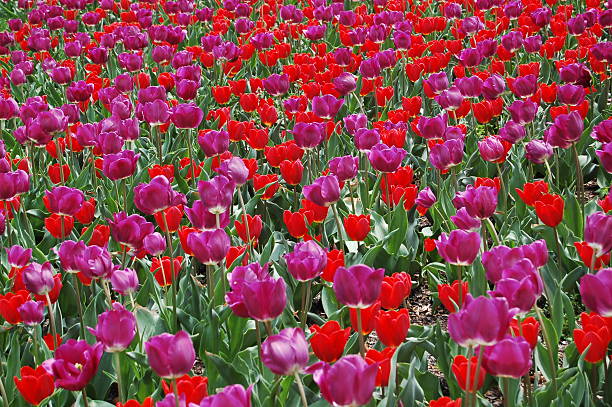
[
  {"xmin": 584, "ymin": 212, "xmax": 612, "ymax": 258},
  {"xmin": 310, "ymin": 321, "xmax": 350, "ymax": 363},
  {"xmin": 438, "ymin": 280, "xmax": 470, "ymax": 313},
  {"xmin": 429, "ymin": 139, "xmax": 464, "ymax": 171},
  {"xmin": 425, "ymin": 72, "xmax": 449, "ymax": 94},
  {"xmin": 452, "ymin": 355, "xmax": 486, "ymax": 392},
  {"xmin": 328, "ymin": 155, "xmax": 359, "ymax": 182},
  {"xmin": 597, "ymin": 143, "xmax": 612, "ymax": 174},
  {"xmin": 22, "ymin": 262, "xmax": 55, "ymax": 296},
  {"xmin": 435, "ymin": 230, "xmax": 481, "ymax": 266},
  {"xmin": 285, "ymin": 240, "xmax": 327, "ymax": 282},
  {"xmin": 343, "ymin": 214, "xmax": 371, "ymax": 241},
  {"xmin": 453, "ymin": 185, "xmax": 498, "ymax": 219},
  {"xmin": 309, "ymin": 355, "xmax": 378, "ymax": 407},
  {"xmin": 482, "ymin": 335, "xmax": 532, "ymax": 378},
  {"xmin": 448, "ymin": 295, "xmax": 513, "ymax": 347},
  {"xmin": 75, "ymin": 244, "xmax": 113, "ymax": 280},
  {"xmin": 261, "ymin": 327, "xmax": 309, "ymax": 375},
  {"xmin": 198, "ymin": 130, "xmax": 229, "ymax": 158},
  {"xmin": 580, "ymin": 268, "xmax": 612, "ymax": 317},
  {"xmin": 418, "ymin": 114, "xmax": 447, "ymax": 140},
  {"xmin": 344, "ymin": 114, "xmax": 368, "ymax": 136},
  {"xmin": 200, "ymin": 384, "xmax": 252, "ymax": 407},
  {"xmin": 88, "ymin": 303, "xmax": 136, "ymax": 352},
  {"xmin": 197, "ymin": 175, "xmax": 235, "ymax": 215},
  {"xmin": 14, "ymin": 365, "xmax": 55, "ymax": 406},
  {"xmin": 365, "ymin": 347, "xmax": 395, "ymax": 387},
  {"xmin": 241, "ymin": 277, "xmax": 287, "ymax": 322},
  {"xmin": 45, "ymin": 186, "xmax": 84, "ymax": 216},
  {"xmin": 534, "ymin": 194, "xmax": 564, "ymax": 228},
  {"xmin": 574, "ymin": 324, "xmax": 611, "ymax": 364},
  {"xmin": 109, "ymin": 212, "xmax": 155, "ymax": 250},
  {"xmin": 144, "ymin": 232, "xmax": 166, "ymax": 256},
  {"xmin": 303, "ymin": 175, "xmax": 340, "ymax": 207},
  {"xmin": 312, "ymin": 94, "xmax": 344, "ymax": 120},
  {"xmin": 185, "ymin": 201, "xmax": 229, "ymax": 230},
  {"xmin": 262, "ymin": 73, "xmax": 289, "ymax": 96},
  {"xmin": 216, "ymin": 157, "xmax": 248, "ymax": 186},
  {"xmin": 292, "ymin": 122, "xmax": 325, "ymax": 149},
  {"xmin": 134, "ymin": 176, "xmax": 186, "ymax": 215},
  {"xmin": 47, "ymin": 339, "xmax": 104, "ymax": 391},
  {"xmin": 375, "ymin": 309, "xmax": 410, "ymax": 348},
  {"xmin": 450, "ymin": 207, "xmax": 481, "ymax": 232},
  {"xmin": 482, "ymin": 74, "xmax": 506, "ymax": 100},
  {"xmin": 279, "ymin": 160, "xmax": 304, "ymax": 186},
  {"xmin": 491, "ymin": 265, "xmax": 542, "ymax": 314},
  {"xmin": 333, "ymin": 264, "xmax": 384, "ymax": 308},
  {"xmin": 102, "ymin": 150, "xmax": 140, "ymax": 181},
  {"xmin": 187, "ymin": 229, "xmax": 230, "ymax": 265},
  {"xmin": 354, "ymin": 128, "xmax": 380, "ymax": 151},
  {"xmin": 525, "ymin": 139, "xmax": 553, "ymax": 164},
  {"xmin": 368, "ymin": 143, "xmax": 407, "ymax": 173},
  {"xmin": 110, "ymin": 267, "xmax": 139, "ymax": 295},
  {"xmin": 18, "ymin": 300, "xmax": 45, "ymax": 325},
  {"xmin": 145, "ymin": 331, "xmax": 195, "ymax": 379}
]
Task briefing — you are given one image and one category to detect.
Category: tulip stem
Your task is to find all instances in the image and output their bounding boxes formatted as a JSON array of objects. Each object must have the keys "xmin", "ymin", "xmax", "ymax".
[
  {"xmin": 356, "ymin": 308, "xmax": 366, "ymax": 358},
  {"xmin": 186, "ymin": 129, "xmax": 196, "ymax": 188},
  {"xmin": 160, "ymin": 215, "xmax": 178, "ymax": 332},
  {"xmin": 456, "ymin": 266, "xmax": 463, "ymax": 309},
  {"xmin": 45, "ymin": 294, "xmax": 58, "ymax": 350},
  {"xmin": 72, "ymin": 273, "xmax": 86, "ymax": 339},
  {"xmin": 470, "ymin": 346, "xmax": 484, "ymax": 407},
  {"xmin": 114, "ymin": 352, "xmax": 124, "ymax": 403},
  {"xmin": 152, "ymin": 125, "xmax": 162, "ymax": 165},
  {"xmin": 264, "ymin": 321, "xmax": 273, "ymax": 336},
  {"xmin": 207, "ymin": 265, "xmax": 214, "ymax": 303},
  {"xmin": 572, "ymin": 144, "xmax": 584, "ymax": 206},
  {"xmin": 81, "ymin": 389, "xmax": 89, "ymax": 407},
  {"xmin": 300, "ymin": 280, "xmax": 312, "ymax": 331},
  {"xmin": 237, "ymin": 187, "xmax": 253, "ymax": 259},
  {"xmin": 484, "ymin": 218, "xmax": 500, "ymax": 247},
  {"xmin": 552, "ymin": 227, "xmax": 563, "ymax": 268},
  {"xmin": 502, "ymin": 377, "xmax": 510, "ymax": 407},
  {"xmin": 102, "ymin": 279, "xmax": 113, "ymax": 308},
  {"xmin": 331, "ymin": 204, "xmax": 346, "ymax": 251},
  {"xmin": 534, "ymin": 305, "xmax": 558, "ymax": 392},
  {"xmin": 173, "ymin": 378, "xmax": 180, "ymax": 407},
  {"xmin": 348, "ymin": 181, "xmax": 357, "ymax": 214},
  {"xmin": 465, "ymin": 346, "xmax": 474, "ymax": 407},
  {"xmin": 294, "ymin": 372, "xmax": 308, "ymax": 407},
  {"xmin": 255, "ymin": 322, "xmax": 263, "ymax": 372}
]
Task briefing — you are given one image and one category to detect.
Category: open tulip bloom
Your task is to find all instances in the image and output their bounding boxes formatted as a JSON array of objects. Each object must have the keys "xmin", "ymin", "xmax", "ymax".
[{"xmin": 1, "ymin": 1, "xmax": 612, "ymax": 406}]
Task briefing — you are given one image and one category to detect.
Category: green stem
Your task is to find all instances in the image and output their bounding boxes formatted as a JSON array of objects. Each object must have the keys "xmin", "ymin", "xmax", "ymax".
[
  {"xmin": 72, "ymin": 273, "xmax": 86, "ymax": 339},
  {"xmin": 82, "ymin": 389, "xmax": 89, "ymax": 407},
  {"xmin": 237, "ymin": 187, "xmax": 253, "ymax": 259},
  {"xmin": 484, "ymin": 218, "xmax": 501, "ymax": 246},
  {"xmin": 331, "ymin": 204, "xmax": 346, "ymax": 251},
  {"xmin": 356, "ymin": 308, "xmax": 366, "ymax": 358},
  {"xmin": 45, "ymin": 294, "xmax": 58, "ymax": 349},
  {"xmin": 572, "ymin": 144, "xmax": 584, "ymax": 206},
  {"xmin": 503, "ymin": 377, "xmax": 510, "ymax": 407},
  {"xmin": 535, "ymin": 305, "xmax": 558, "ymax": 392},
  {"xmin": 173, "ymin": 378, "xmax": 180, "ymax": 407},
  {"xmin": 294, "ymin": 372, "xmax": 308, "ymax": 407},
  {"xmin": 160, "ymin": 215, "xmax": 178, "ymax": 332},
  {"xmin": 470, "ymin": 346, "xmax": 484, "ymax": 407},
  {"xmin": 465, "ymin": 346, "xmax": 474, "ymax": 406},
  {"xmin": 114, "ymin": 352, "xmax": 124, "ymax": 403}
]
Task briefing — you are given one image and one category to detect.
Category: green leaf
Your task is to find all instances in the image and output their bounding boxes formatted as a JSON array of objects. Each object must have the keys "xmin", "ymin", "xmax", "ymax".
[{"xmin": 385, "ymin": 202, "xmax": 408, "ymax": 255}]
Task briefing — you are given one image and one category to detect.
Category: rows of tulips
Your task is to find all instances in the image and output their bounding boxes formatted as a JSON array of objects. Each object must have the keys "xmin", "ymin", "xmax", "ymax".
[{"xmin": 0, "ymin": 0, "xmax": 612, "ymax": 405}]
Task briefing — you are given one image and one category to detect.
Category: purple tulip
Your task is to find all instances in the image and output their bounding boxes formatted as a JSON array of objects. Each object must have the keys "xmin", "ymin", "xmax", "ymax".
[
  {"xmin": 18, "ymin": 300, "xmax": 45, "ymax": 326},
  {"xmin": 333, "ymin": 72, "xmax": 357, "ymax": 95},
  {"xmin": 200, "ymin": 385, "xmax": 252, "ymax": 407},
  {"xmin": 557, "ymin": 83, "xmax": 585, "ymax": 106},
  {"xmin": 584, "ymin": 212, "xmax": 612, "ymax": 257},
  {"xmin": 142, "ymin": 100, "xmax": 170, "ymax": 126},
  {"xmin": 226, "ymin": 263, "xmax": 272, "ymax": 318},
  {"xmin": 102, "ymin": 150, "xmax": 139, "ymax": 181},
  {"xmin": 109, "ymin": 212, "xmax": 155, "ymax": 250},
  {"xmin": 367, "ymin": 143, "xmax": 407, "ymax": 173},
  {"xmin": 416, "ymin": 187, "xmax": 437, "ymax": 209},
  {"xmin": 596, "ymin": 143, "xmax": 612, "ymax": 173},
  {"xmin": 171, "ymin": 103, "xmax": 203, "ymax": 129},
  {"xmin": 482, "ymin": 336, "xmax": 532, "ymax": 378},
  {"xmin": 285, "ymin": 240, "xmax": 327, "ymax": 282},
  {"xmin": 458, "ymin": 48, "xmax": 483, "ymax": 68},
  {"xmin": 187, "ymin": 229, "xmax": 230, "ymax": 265},
  {"xmin": 7, "ymin": 245, "xmax": 31, "ymax": 268},
  {"xmin": 185, "ymin": 201, "xmax": 229, "ymax": 230},
  {"xmin": 57, "ymin": 240, "xmax": 86, "ymax": 273},
  {"xmin": 435, "ymin": 87, "xmax": 464, "ymax": 111},
  {"xmin": 454, "ymin": 185, "xmax": 498, "ymax": 219},
  {"xmin": 312, "ymin": 95, "xmax": 344, "ymax": 120},
  {"xmin": 76, "ymin": 245, "xmax": 113, "ymax": 280},
  {"xmin": 501, "ymin": 31, "xmax": 524, "ymax": 53},
  {"xmin": 429, "ymin": 139, "xmax": 464, "ymax": 171},
  {"xmin": 143, "ymin": 232, "xmax": 166, "ymax": 256},
  {"xmin": 22, "ymin": 262, "xmax": 55, "ymax": 296},
  {"xmin": 241, "ymin": 276, "xmax": 287, "ymax": 322},
  {"xmin": 451, "ymin": 207, "xmax": 481, "ymax": 232},
  {"xmin": 448, "ymin": 294, "xmax": 513, "ymax": 347},
  {"xmin": 329, "ymin": 155, "xmax": 359, "ymax": 181},
  {"xmin": 333, "ymin": 264, "xmax": 384, "ymax": 308},
  {"xmin": 261, "ymin": 328, "xmax": 309, "ymax": 375},
  {"xmin": 425, "ymin": 72, "xmax": 449, "ymax": 95},
  {"xmin": 580, "ymin": 268, "xmax": 612, "ymax": 317},
  {"xmin": 524, "ymin": 35, "xmax": 542, "ymax": 53},
  {"xmin": 198, "ymin": 130, "xmax": 229, "ymax": 157},
  {"xmin": 197, "ymin": 175, "xmax": 235, "ymax": 214},
  {"xmin": 292, "ymin": 122, "xmax": 326, "ymax": 149},
  {"xmin": 145, "ymin": 331, "xmax": 195, "ymax": 379},
  {"xmin": 46, "ymin": 339, "xmax": 104, "ymax": 391},
  {"xmin": 435, "ymin": 230, "xmax": 481, "ymax": 266},
  {"xmin": 461, "ymin": 16, "xmax": 484, "ymax": 35},
  {"xmin": 303, "ymin": 175, "xmax": 341, "ymax": 207},
  {"xmin": 508, "ymin": 100, "xmax": 537, "ymax": 125},
  {"xmin": 478, "ymin": 136, "xmax": 507, "ymax": 163},
  {"xmin": 176, "ymin": 79, "xmax": 199, "ymax": 100},
  {"xmin": 491, "ymin": 261, "xmax": 542, "ymax": 313},
  {"xmin": 354, "ymin": 128, "xmax": 380, "ymax": 151},
  {"xmin": 110, "ymin": 267, "xmax": 139, "ymax": 295},
  {"xmin": 262, "ymin": 74, "xmax": 290, "ymax": 96},
  {"xmin": 559, "ymin": 63, "xmax": 592, "ymax": 88},
  {"xmin": 456, "ymin": 76, "xmax": 483, "ymax": 98},
  {"xmin": 344, "ymin": 114, "xmax": 368, "ymax": 136},
  {"xmin": 309, "ymin": 355, "xmax": 378, "ymax": 407},
  {"xmin": 499, "ymin": 121, "xmax": 526, "ymax": 144},
  {"xmin": 0, "ymin": 169, "xmax": 29, "ymax": 200},
  {"xmin": 544, "ymin": 111, "xmax": 584, "ymax": 149},
  {"xmin": 592, "ymin": 120, "xmax": 612, "ymax": 143},
  {"xmin": 134, "ymin": 176, "xmax": 186, "ymax": 215},
  {"xmin": 525, "ymin": 139, "xmax": 553, "ymax": 164},
  {"xmin": 217, "ymin": 157, "xmax": 249, "ymax": 186},
  {"xmin": 519, "ymin": 240, "xmax": 549, "ymax": 269},
  {"xmin": 358, "ymin": 58, "xmax": 381, "ymax": 79},
  {"xmin": 88, "ymin": 303, "xmax": 136, "ymax": 352},
  {"xmin": 45, "ymin": 186, "xmax": 84, "ymax": 216}
]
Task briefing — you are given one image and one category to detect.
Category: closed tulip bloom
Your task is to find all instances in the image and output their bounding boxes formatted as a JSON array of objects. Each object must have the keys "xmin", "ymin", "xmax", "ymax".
[
  {"xmin": 188, "ymin": 229, "xmax": 230, "ymax": 265},
  {"xmin": 574, "ymin": 324, "xmax": 610, "ymax": 364},
  {"xmin": 262, "ymin": 73, "xmax": 289, "ymax": 96},
  {"xmin": 198, "ymin": 130, "xmax": 229, "ymax": 157},
  {"xmin": 558, "ymin": 83, "xmax": 585, "ymax": 106},
  {"xmin": 454, "ymin": 185, "xmax": 498, "ymax": 219},
  {"xmin": 185, "ymin": 201, "xmax": 229, "ymax": 230},
  {"xmin": 102, "ymin": 150, "xmax": 139, "ymax": 181},
  {"xmin": 225, "ymin": 263, "xmax": 272, "ymax": 318},
  {"xmin": 329, "ymin": 155, "xmax": 359, "ymax": 181},
  {"xmin": 418, "ymin": 114, "xmax": 447, "ymax": 140},
  {"xmin": 47, "ymin": 339, "xmax": 104, "ymax": 391},
  {"xmin": 448, "ymin": 295, "xmax": 513, "ymax": 347},
  {"xmin": 303, "ymin": 175, "xmax": 341, "ymax": 207},
  {"xmin": 436, "ymin": 87, "xmax": 464, "ymax": 111},
  {"xmin": 109, "ymin": 212, "xmax": 155, "ymax": 250},
  {"xmin": 292, "ymin": 122, "xmax": 325, "ymax": 149},
  {"xmin": 312, "ymin": 95, "xmax": 344, "ymax": 120},
  {"xmin": 545, "ymin": 111, "xmax": 584, "ymax": 149},
  {"xmin": 309, "ymin": 355, "xmax": 378, "ymax": 407},
  {"xmin": 584, "ymin": 212, "xmax": 612, "ymax": 257},
  {"xmin": 134, "ymin": 176, "xmax": 186, "ymax": 215},
  {"xmin": 478, "ymin": 136, "xmax": 508, "ymax": 163},
  {"xmin": 456, "ymin": 76, "xmax": 483, "ymax": 98},
  {"xmin": 144, "ymin": 232, "xmax": 166, "ymax": 256},
  {"xmin": 425, "ymin": 72, "xmax": 449, "ymax": 95},
  {"xmin": 142, "ymin": 100, "xmax": 170, "ymax": 126},
  {"xmin": 379, "ymin": 272, "xmax": 412, "ymax": 310},
  {"xmin": 22, "ymin": 262, "xmax": 55, "ymax": 296},
  {"xmin": 6, "ymin": 245, "xmax": 31, "ymax": 269},
  {"xmin": 197, "ymin": 175, "xmax": 235, "ymax": 214},
  {"xmin": 285, "ymin": 240, "xmax": 327, "ymax": 282},
  {"xmin": 310, "ymin": 321, "xmax": 351, "ymax": 363},
  {"xmin": 368, "ymin": 143, "xmax": 407, "ymax": 173},
  {"xmin": 435, "ymin": 230, "xmax": 481, "ymax": 266},
  {"xmin": 597, "ymin": 143, "xmax": 612, "ymax": 173},
  {"xmin": 354, "ymin": 128, "xmax": 380, "ymax": 151},
  {"xmin": 200, "ymin": 384, "xmax": 252, "ymax": 407},
  {"xmin": 333, "ymin": 72, "xmax": 357, "ymax": 95},
  {"xmin": 217, "ymin": 157, "xmax": 249, "ymax": 186},
  {"xmin": 430, "ymin": 139, "xmax": 464, "ymax": 171},
  {"xmin": 501, "ymin": 31, "xmax": 524, "ymax": 53},
  {"xmin": 110, "ymin": 267, "xmax": 139, "ymax": 295},
  {"xmin": 375, "ymin": 309, "xmax": 410, "ymax": 347},
  {"xmin": 18, "ymin": 300, "xmax": 45, "ymax": 325},
  {"xmin": 344, "ymin": 114, "xmax": 368, "ymax": 135},
  {"xmin": 499, "ymin": 121, "xmax": 526, "ymax": 144},
  {"xmin": 45, "ymin": 186, "xmax": 84, "ymax": 216},
  {"xmin": 241, "ymin": 277, "xmax": 287, "ymax": 321},
  {"xmin": 482, "ymin": 74, "xmax": 506, "ymax": 100},
  {"xmin": 508, "ymin": 100, "xmax": 537, "ymax": 125},
  {"xmin": 525, "ymin": 139, "xmax": 553, "ymax": 164},
  {"xmin": 279, "ymin": 160, "xmax": 304, "ymax": 186},
  {"xmin": 452, "ymin": 355, "xmax": 486, "ymax": 392},
  {"xmin": 343, "ymin": 214, "xmax": 371, "ymax": 241},
  {"xmin": 171, "ymin": 103, "xmax": 203, "ymax": 129},
  {"xmin": 416, "ymin": 187, "xmax": 436, "ymax": 209},
  {"xmin": 450, "ymin": 207, "xmax": 481, "ymax": 232},
  {"xmin": 580, "ymin": 268, "xmax": 612, "ymax": 317},
  {"xmin": 88, "ymin": 303, "xmax": 136, "ymax": 352},
  {"xmin": 145, "ymin": 331, "xmax": 195, "ymax": 379},
  {"xmin": 261, "ymin": 328, "xmax": 309, "ymax": 375},
  {"xmin": 76, "ymin": 245, "xmax": 113, "ymax": 279},
  {"xmin": 491, "ymin": 271, "xmax": 542, "ymax": 314},
  {"xmin": 534, "ymin": 193, "xmax": 564, "ymax": 227},
  {"xmin": 333, "ymin": 264, "xmax": 385, "ymax": 308}
]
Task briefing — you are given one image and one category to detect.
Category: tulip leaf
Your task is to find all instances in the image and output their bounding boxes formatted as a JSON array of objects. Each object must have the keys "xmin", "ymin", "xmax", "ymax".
[{"xmin": 207, "ymin": 352, "xmax": 248, "ymax": 387}]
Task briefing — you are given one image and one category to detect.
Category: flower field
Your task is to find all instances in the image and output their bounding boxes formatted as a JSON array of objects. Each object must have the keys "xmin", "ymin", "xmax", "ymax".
[{"xmin": 0, "ymin": 0, "xmax": 611, "ymax": 406}]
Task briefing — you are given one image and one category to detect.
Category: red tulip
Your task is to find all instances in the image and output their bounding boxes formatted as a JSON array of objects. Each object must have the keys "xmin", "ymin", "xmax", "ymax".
[
  {"xmin": 48, "ymin": 163, "xmax": 70, "ymax": 184},
  {"xmin": 283, "ymin": 210, "xmax": 308, "ymax": 239},
  {"xmin": 343, "ymin": 214, "xmax": 371, "ymax": 241},
  {"xmin": 253, "ymin": 174, "xmax": 279, "ymax": 200},
  {"xmin": 235, "ymin": 214, "xmax": 263, "ymax": 245},
  {"xmin": 574, "ymin": 323, "xmax": 611, "ymax": 364},
  {"xmin": 151, "ymin": 256, "xmax": 183, "ymax": 287},
  {"xmin": 515, "ymin": 181, "xmax": 549, "ymax": 207},
  {"xmin": 509, "ymin": 317, "xmax": 540, "ymax": 349},
  {"xmin": 43, "ymin": 334, "xmax": 62, "ymax": 351},
  {"xmin": 82, "ymin": 224, "xmax": 110, "ymax": 247},
  {"xmin": 321, "ymin": 249, "xmax": 344, "ymax": 282},
  {"xmin": 117, "ymin": 398, "xmax": 154, "ymax": 407},
  {"xmin": 14, "ymin": 365, "xmax": 55, "ymax": 405},
  {"xmin": 44, "ymin": 214, "xmax": 75, "ymax": 239},
  {"xmin": 349, "ymin": 301, "xmax": 381, "ymax": 335},
  {"xmin": 162, "ymin": 375, "xmax": 208, "ymax": 405},
  {"xmin": 279, "ymin": 159, "xmax": 304, "ymax": 186},
  {"xmin": 534, "ymin": 193, "xmax": 564, "ymax": 227},
  {"xmin": 574, "ymin": 241, "xmax": 610, "ymax": 270},
  {"xmin": 429, "ymin": 396, "xmax": 462, "ymax": 407},
  {"xmin": 0, "ymin": 290, "xmax": 30, "ymax": 324},
  {"xmin": 375, "ymin": 308, "xmax": 410, "ymax": 347},
  {"xmin": 148, "ymin": 164, "xmax": 175, "ymax": 182},
  {"xmin": 452, "ymin": 355, "xmax": 486, "ymax": 392},
  {"xmin": 75, "ymin": 198, "xmax": 96, "ymax": 224},
  {"xmin": 365, "ymin": 347, "xmax": 395, "ymax": 387},
  {"xmin": 300, "ymin": 199, "xmax": 329, "ymax": 224},
  {"xmin": 437, "ymin": 280, "xmax": 469, "ymax": 313},
  {"xmin": 310, "ymin": 320, "xmax": 350, "ymax": 363},
  {"xmin": 379, "ymin": 272, "xmax": 412, "ymax": 310}
]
